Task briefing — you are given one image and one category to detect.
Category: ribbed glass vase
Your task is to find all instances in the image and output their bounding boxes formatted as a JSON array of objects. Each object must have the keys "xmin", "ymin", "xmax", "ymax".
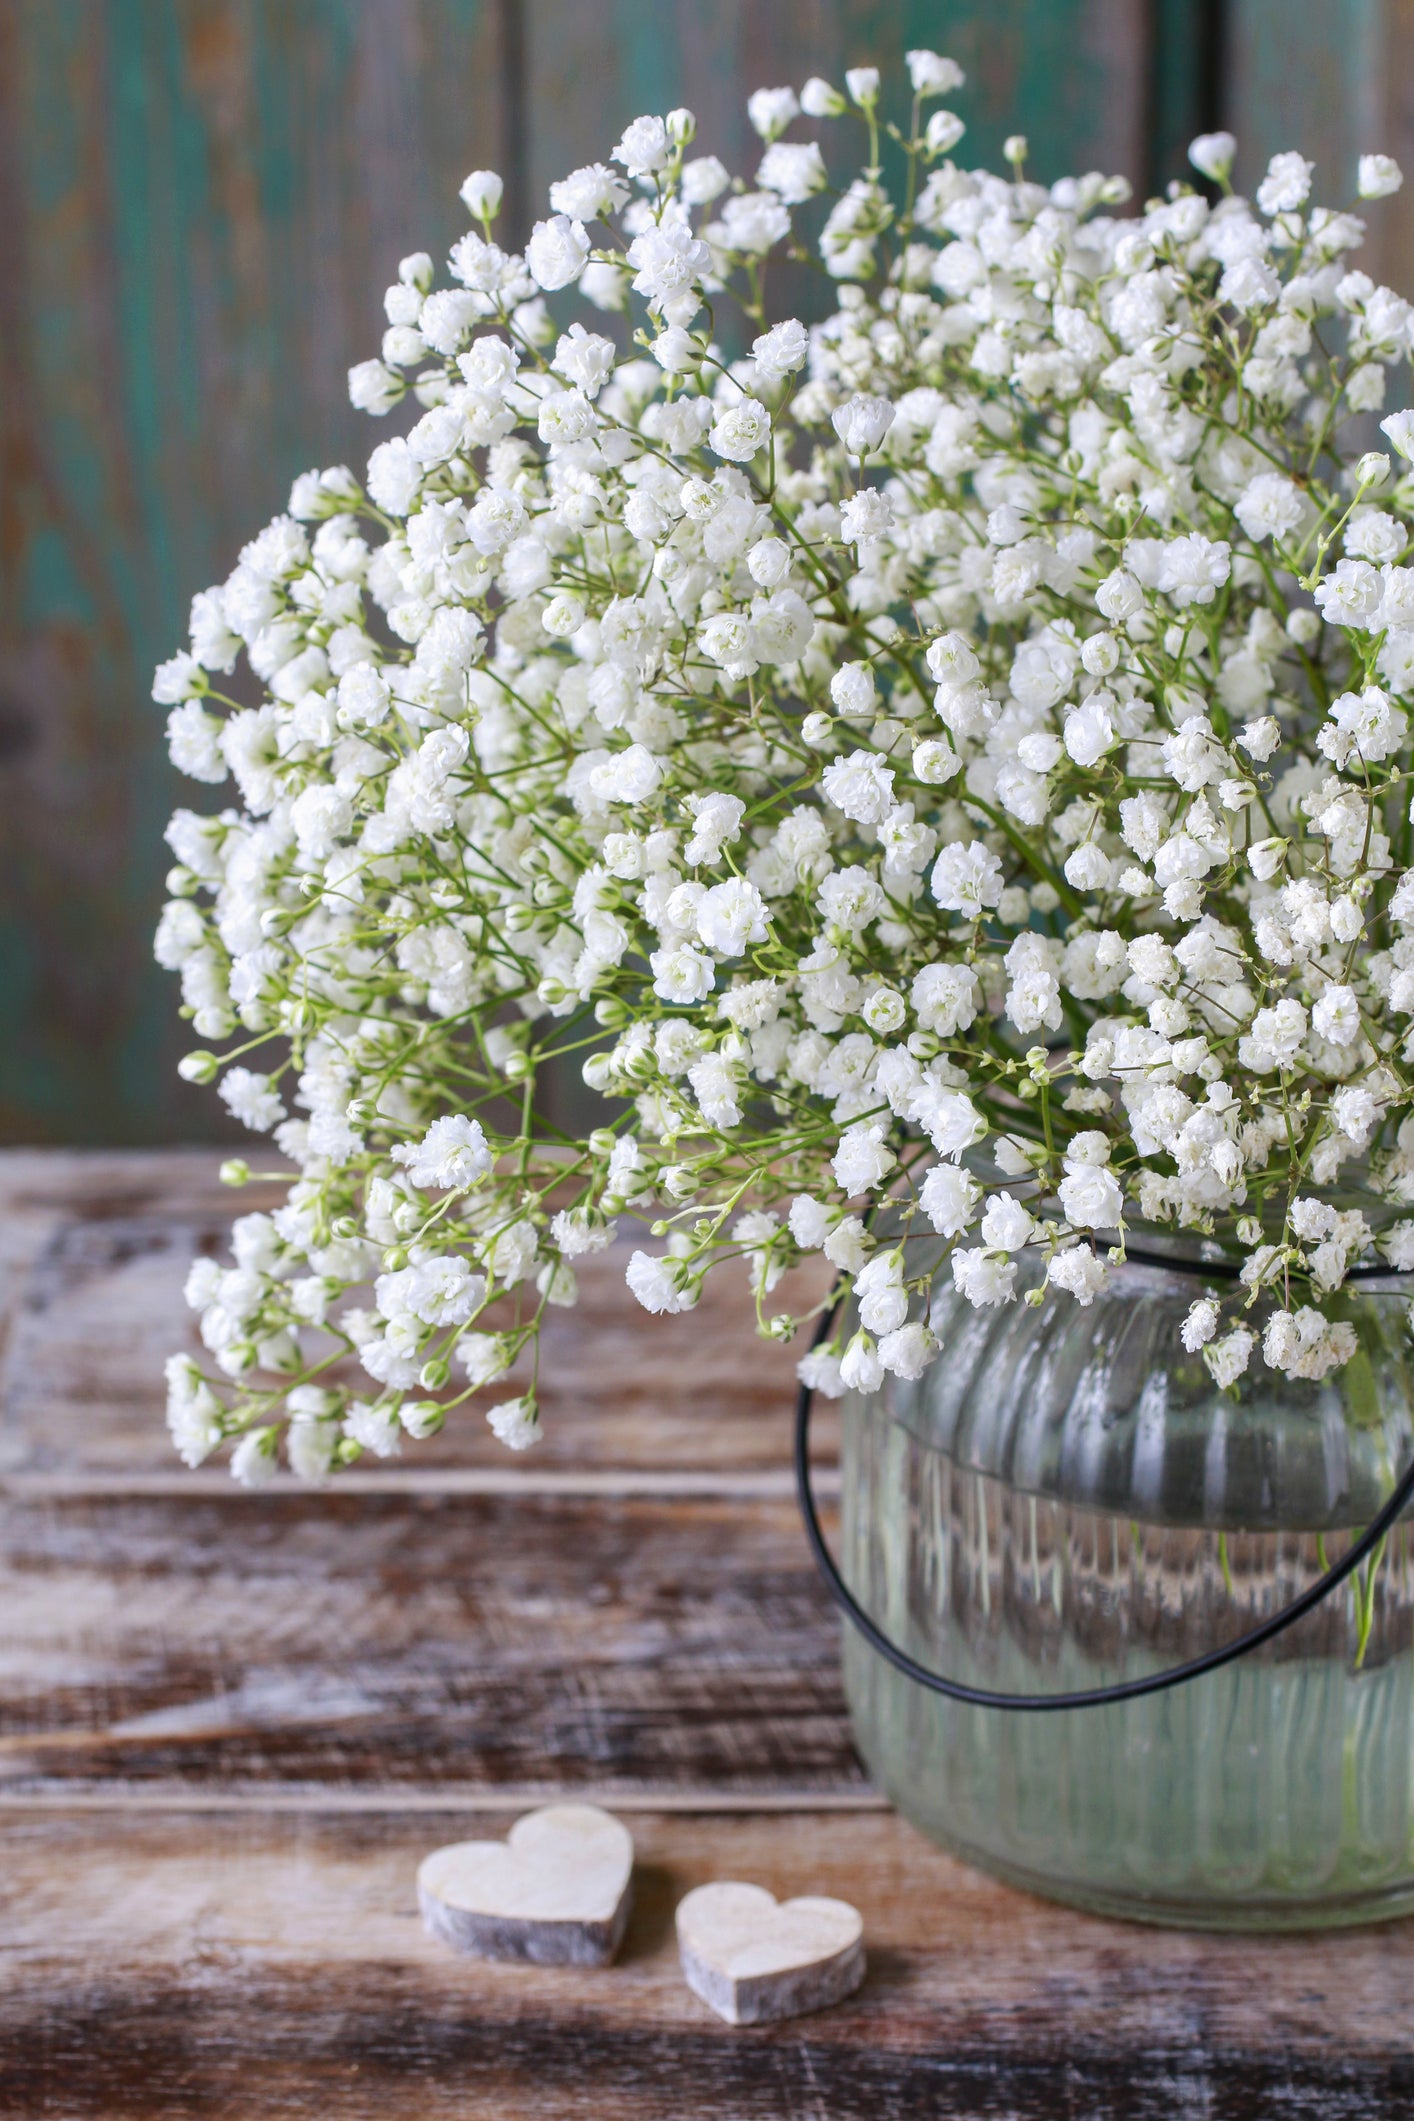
[{"xmin": 839, "ymin": 1245, "xmax": 1414, "ymax": 1929}]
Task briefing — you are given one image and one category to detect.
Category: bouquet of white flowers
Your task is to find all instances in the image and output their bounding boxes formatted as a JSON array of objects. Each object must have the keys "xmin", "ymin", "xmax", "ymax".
[{"xmin": 154, "ymin": 52, "xmax": 1414, "ymax": 1482}]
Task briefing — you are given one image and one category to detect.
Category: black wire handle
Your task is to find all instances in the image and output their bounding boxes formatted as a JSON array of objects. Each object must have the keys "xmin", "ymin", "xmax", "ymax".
[{"xmin": 796, "ymin": 1283, "xmax": 1414, "ymax": 1713}]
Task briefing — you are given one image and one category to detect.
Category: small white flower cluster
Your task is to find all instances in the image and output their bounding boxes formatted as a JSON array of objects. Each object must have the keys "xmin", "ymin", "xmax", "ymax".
[{"xmin": 154, "ymin": 60, "xmax": 1414, "ymax": 1480}]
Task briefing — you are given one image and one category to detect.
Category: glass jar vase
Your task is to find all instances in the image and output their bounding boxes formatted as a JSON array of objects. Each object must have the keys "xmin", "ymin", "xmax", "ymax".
[{"xmin": 836, "ymin": 1246, "xmax": 1414, "ymax": 1929}]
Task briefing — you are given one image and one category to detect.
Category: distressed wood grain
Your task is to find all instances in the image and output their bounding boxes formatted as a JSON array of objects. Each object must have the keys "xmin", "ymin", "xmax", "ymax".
[
  {"xmin": 2, "ymin": 1806, "xmax": 1411, "ymax": 2119},
  {"xmin": 0, "ymin": 0, "xmax": 506, "ymax": 1145},
  {"xmin": 522, "ymin": 0, "xmax": 1153, "ymax": 226},
  {"xmin": 1227, "ymin": 0, "xmax": 1414, "ymax": 297},
  {"xmin": 0, "ymin": 1150, "xmax": 835, "ymax": 1475},
  {"xmin": 0, "ymin": 1485, "xmax": 858, "ymax": 1800},
  {"xmin": 2, "ymin": 1150, "xmax": 1414, "ymax": 2114}
]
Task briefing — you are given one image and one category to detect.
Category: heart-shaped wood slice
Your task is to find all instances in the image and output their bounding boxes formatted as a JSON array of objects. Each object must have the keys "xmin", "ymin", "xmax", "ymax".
[
  {"xmin": 418, "ymin": 1803, "xmax": 634, "ymax": 1965},
  {"xmin": 675, "ymin": 1880, "xmax": 865, "ymax": 2025}
]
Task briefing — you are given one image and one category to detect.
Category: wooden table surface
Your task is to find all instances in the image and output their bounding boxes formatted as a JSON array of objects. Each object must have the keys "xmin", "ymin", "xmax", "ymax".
[{"xmin": 2, "ymin": 1150, "xmax": 1413, "ymax": 2118}]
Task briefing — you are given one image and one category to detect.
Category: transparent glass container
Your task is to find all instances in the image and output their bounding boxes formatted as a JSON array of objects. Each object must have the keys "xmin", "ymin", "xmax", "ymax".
[{"xmin": 838, "ymin": 1246, "xmax": 1414, "ymax": 1929}]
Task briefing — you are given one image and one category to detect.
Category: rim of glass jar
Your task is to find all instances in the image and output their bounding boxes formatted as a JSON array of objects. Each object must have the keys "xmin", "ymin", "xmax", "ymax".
[
  {"xmin": 875, "ymin": 1219, "xmax": 1409, "ymax": 1285},
  {"xmin": 1089, "ymin": 1228, "xmax": 1404, "ymax": 1283}
]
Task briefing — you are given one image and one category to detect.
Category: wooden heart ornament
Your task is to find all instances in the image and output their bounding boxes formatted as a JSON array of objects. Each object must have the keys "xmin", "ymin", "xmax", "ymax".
[
  {"xmin": 417, "ymin": 1804, "xmax": 634, "ymax": 1965},
  {"xmin": 675, "ymin": 1881, "xmax": 865, "ymax": 2025}
]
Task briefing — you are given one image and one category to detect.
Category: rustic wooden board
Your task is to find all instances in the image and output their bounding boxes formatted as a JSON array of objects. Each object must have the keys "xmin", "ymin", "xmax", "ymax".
[
  {"xmin": 0, "ymin": 0, "xmax": 507, "ymax": 1146},
  {"xmin": 2, "ymin": 1806, "xmax": 1411, "ymax": 2119},
  {"xmin": 522, "ymin": 0, "xmax": 1153, "ymax": 226},
  {"xmin": 0, "ymin": 1486, "xmax": 857, "ymax": 1800},
  {"xmin": 0, "ymin": 1150, "xmax": 835, "ymax": 1475},
  {"xmin": 3, "ymin": 1151, "xmax": 1414, "ymax": 2113},
  {"xmin": 1226, "ymin": 2, "xmax": 1414, "ymax": 301}
]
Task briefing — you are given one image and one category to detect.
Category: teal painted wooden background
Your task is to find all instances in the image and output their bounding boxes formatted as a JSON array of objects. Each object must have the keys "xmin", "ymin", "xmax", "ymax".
[{"xmin": 2, "ymin": 0, "xmax": 1409, "ymax": 1142}]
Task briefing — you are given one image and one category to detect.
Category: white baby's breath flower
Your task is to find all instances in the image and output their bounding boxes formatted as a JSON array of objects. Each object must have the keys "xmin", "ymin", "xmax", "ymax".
[
  {"xmin": 230, "ymin": 1428, "xmax": 279, "ymax": 1486},
  {"xmin": 951, "ymin": 1248, "xmax": 1016, "ymax": 1308},
  {"xmin": 906, "ymin": 49, "xmax": 964, "ymax": 96},
  {"xmin": 708, "ymin": 397, "xmax": 771, "ymax": 462},
  {"xmin": 1205, "ymin": 1328, "xmax": 1256, "ymax": 1388},
  {"xmin": 1181, "ymin": 1298, "xmax": 1220, "ymax": 1351},
  {"xmin": 747, "ymin": 87, "xmax": 800, "ymax": 142},
  {"xmin": 797, "ymin": 1345, "xmax": 846, "ymax": 1397},
  {"xmin": 486, "ymin": 1396, "xmax": 541, "ymax": 1449},
  {"xmin": 1189, "ymin": 131, "xmax": 1236, "ymax": 181},
  {"xmin": 822, "ymin": 750, "xmax": 895, "ymax": 824},
  {"xmin": 614, "ymin": 114, "xmax": 671, "ymax": 176},
  {"xmin": 549, "ymin": 163, "xmax": 628, "ymax": 220},
  {"xmin": 626, "ymin": 1250, "xmax": 697, "ymax": 1315},
  {"xmin": 1359, "ymin": 155, "xmax": 1403, "ymax": 200},
  {"xmin": 800, "ymin": 76, "xmax": 845, "ymax": 118},
  {"xmin": 758, "ymin": 141, "xmax": 827, "ymax": 204},
  {"xmin": 831, "ymin": 393, "xmax": 895, "ymax": 456},
  {"xmin": 345, "ymin": 1399, "xmax": 402, "ymax": 1458},
  {"xmin": 392, "ymin": 1116, "xmax": 491, "ymax": 1190},
  {"xmin": 1257, "ymin": 151, "xmax": 1314, "ymax": 216},
  {"xmin": 459, "ymin": 170, "xmax": 504, "ymax": 218},
  {"xmin": 1046, "ymin": 1246, "xmax": 1107, "ymax": 1306}
]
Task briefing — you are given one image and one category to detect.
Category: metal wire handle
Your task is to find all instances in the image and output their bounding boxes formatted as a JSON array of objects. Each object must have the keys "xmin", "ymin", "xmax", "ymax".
[{"xmin": 796, "ymin": 1284, "xmax": 1414, "ymax": 1712}]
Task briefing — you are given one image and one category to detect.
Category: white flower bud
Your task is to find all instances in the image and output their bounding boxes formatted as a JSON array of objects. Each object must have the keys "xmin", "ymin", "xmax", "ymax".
[
  {"xmin": 651, "ymin": 326, "xmax": 700, "ymax": 373},
  {"xmin": 747, "ymin": 87, "xmax": 800, "ymax": 142},
  {"xmin": 912, "ymin": 738, "xmax": 961, "ymax": 784},
  {"xmin": 925, "ymin": 111, "xmax": 966, "ymax": 157},
  {"xmin": 1381, "ymin": 410, "xmax": 1414, "ymax": 459},
  {"xmin": 831, "ymin": 393, "xmax": 895, "ymax": 456},
  {"xmin": 830, "ymin": 661, "xmax": 877, "ymax": 716},
  {"xmin": 1080, "ymin": 631, "xmax": 1120, "ymax": 676},
  {"xmin": 800, "ymin": 76, "xmax": 846, "ymax": 118},
  {"xmin": 1189, "ymin": 130, "xmax": 1237, "ymax": 182},
  {"xmin": 747, "ymin": 536, "xmax": 792, "ymax": 588},
  {"xmin": 542, "ymin": 592, "xmax": 586, "ymax": 637},
  {"xmin": 347, "ymin": 359, "xmax": 402, "ymax": 415},
  {"xmin": 1358, "ymin": 154, "xmax": 1403, "ymax": 199},
  {"xmin": 907, "ymin": 49, "xmax": 965, "ymax": 95},
  {"xmin": 459, "ymin": 169, "xmax": 504, "ymax": 219},
  {"xmin": 526, "ymin": 214, "xmax": 590, "ymax": 291}
]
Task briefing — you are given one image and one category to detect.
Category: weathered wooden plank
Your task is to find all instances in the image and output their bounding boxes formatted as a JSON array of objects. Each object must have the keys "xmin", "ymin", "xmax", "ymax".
[
  {"xmin": 522, "ymin": 0, "xmax": 1153, "ymax": 237},
  {"xmin": 1145, "ymin": 1, "xmax": 1226, "ymax": 205},
  {"xmin": 0, "ymin": 1487, "xmax": 858, "ymax": 1799},
  {"xmin": 0, "ymin": 1, "xmax": 507, "ymax": 1146},
  {"xmin": 1226, "ymin": 0, "xmax": 1414, "ymax": 294},
  {"xmin": 0, "ymin": 1149, "xmax": 834, "ymax": 1476},
  {"xmin": 1, "ymin": 1805, "xmax": 1411, "ymax": 2118}
]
